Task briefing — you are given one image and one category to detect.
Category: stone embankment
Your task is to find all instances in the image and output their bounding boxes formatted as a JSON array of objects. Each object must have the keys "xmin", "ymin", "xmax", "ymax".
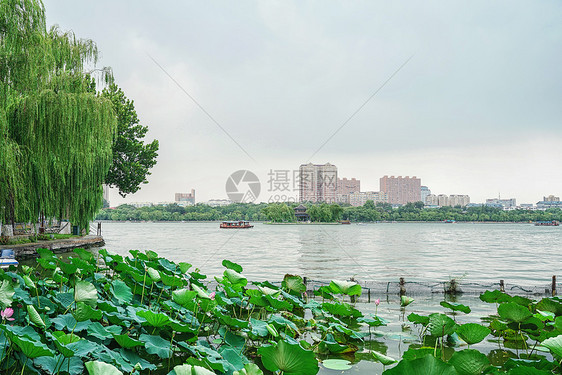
[{"xmin": 0, "ymin": 235, "xmax": 104, "ymax": 259}]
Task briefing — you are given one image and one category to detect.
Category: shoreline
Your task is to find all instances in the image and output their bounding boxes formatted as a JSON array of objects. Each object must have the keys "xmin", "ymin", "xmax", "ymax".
[{"xmin": 0, "ymin": 235, "xmax": 105, "ymax": 259}]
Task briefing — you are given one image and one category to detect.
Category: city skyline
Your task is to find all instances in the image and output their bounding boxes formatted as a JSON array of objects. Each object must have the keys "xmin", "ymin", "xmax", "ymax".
[{"xmin": 44, "ymin": 1, "xmax": 562, "ymax": 206}]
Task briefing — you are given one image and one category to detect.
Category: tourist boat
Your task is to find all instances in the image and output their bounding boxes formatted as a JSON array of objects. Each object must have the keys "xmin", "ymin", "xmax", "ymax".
[
  {"xmin": 0, "ymin": 249, "xmax": 18, "ymax": 269},
  {"xmin": 535, "ymin": 220, "xmax": 560, "ymax": 226},
  {"xmin": 443, "ymin": 219, "xmax": 456, "ymax": 223},
  {"xmin": 340, "ymin": 220, "xmax": 351, "ymax": 224},
  {"xmin": 220, "ymin": 221, "xmax": 254, "ymax": 229}
]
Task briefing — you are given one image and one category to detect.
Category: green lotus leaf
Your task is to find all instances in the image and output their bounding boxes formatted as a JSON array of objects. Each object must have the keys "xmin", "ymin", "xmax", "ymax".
[
  {"xmin": 427, "ymin": 313, "xmax": 458, "ymax": 337},
  {"xmin": 449, "ymin": 349, "xmax": 490, "ymax": 375},
  {"xmin": 402, "ymin": 347, "xmax": 442, "ymax": 361},
  {"xmin": 233, "ymin": 363, "xmax": 263, "ymax": 375},
  {"xmin": 456, "ymin": 323, "xmax": 491, "ymax": 345},
  {"xmin": 408, "ymin": 313, "xmax": 429, "ymax": 326},
  {"xmin": 170, "ymin": 364, "xmax": 217, "ymax": 375},
  {"xmin": 250, "ymin": 318, "xmax": 269, "ymax": 337},
  {"xmin": 10, "ymin": 334, "xmax": 54, "ymax": 358},
  {"xmin": 401, "ymin": 296, "xmax": 414, "ymax": 307},
  {"xmin": 113, "ymin": 333, "xmax": 145, "ymax": 348},
  {"xmin": 179, "ymin": 262, "xmax": 192, "ymax": 273},
  {"xmin": 137, "ymin": 309, "xmax": 171, "ymax": 327},
  {"xmin": 140, "ymin": 333, "xmax": 172, "ymax": 358},
  {"xmin": 498, "ymin": 302, "xmax": 532, "ymax": 323},
  {"xmin": 479, "ymin": 290, "xmax": 511, "ymax": 304},
  {"xmin": 27, "ymin": 304, "xmax": 46, "ymax": 328},
  {"xmin": 85, "ymin": 360, "xmax": 123, "ymax": 375},
  {"xmin": 258, "ymin": 286, "xmax": 280, "ymax": 296},
  {"xmin": 23, "ymin": 274, "xmax": 35, "ymax": 288},
  {"xmin": 74, "ymin": 280, "xmax": 98, "ymax": 306},
  {"xmin": 372, "ymin": 350, "xmax": 397, "ymax": 365},
  {"xmin": 322, "ymin": 359, "xmax": 352, "ymax": 370},
  {"xmin": 258, "ymin": 340, "xmax": 319, "ymax": 375},
  {"xmin": 74, "ymin": 302, "xmax": 102, "ymax": 322},
  {"xmin": 87, "ymin": 322, "xmax": 121, "ymax": 340},
  {"xmin": 172, "ymin": 288, "xmax": 197, "ymax": 307},
  {"xmin": 161, "ymin": 271, "xmax": 185, "ymax": 287},
  {"xmin": 264, "ymin": 295, "xmax": 293, "ymax": 311},
  {"xmin": 329, "ymin": 280, "xmax": 362, "ymax": 296},
  {"xmin": 358, "ymin": 315, "xmax": 389, "ymax": 327},
  {"xmin": 192, "ymin": 284, "xmax": 211, "ymax": 299},
  {"xmin": 541, "ymin": 334, "xmax": 562, "ymax": 358},
  {"xmin": 147, "ymin": 267, "xmax": 161, "ymax": 282},
  {"xmin": 440, "ymin": 301, "xmax": 471, "ymax": 314},
  {"xmin": 222, "ymin": 259, "xmax": 243, "ymax": 273},
  {"xmin": 534, "ymin": 310, "xmax": 556, "ymax": 322},
  {"xmin": 37, "ymin": 248, "xmax": 56, "ymax": 259},
  {"xmin": 224, "ymin": 269, "xmax": 247, "ymax": 287},
  {"xmin": 58, "ymin": 261, "xmax": 78, "ymax": 275},
  {"xmin": 35, "ymin": 355, "xmax": 83, "ymax": 374},
  {"xmin": 282, "ymin": 275, "xmax": 306, "ymax": 295},
  {"xmin": 73, "ymin": 248, "xmax": 94, "ymax": 262},
  {"xmin": 111, "ymin": 279, "xmax": 133, "ymax": 304},
  {"xmin": 0, "ymin": 280, "xmax": 15, "ymax": 308},
  {"xmin": 536, "ymin": 298, "xmax": 562, "ymax": 316},
  {"xmin": 383, "ymin": 355, "xmax": 458, "ymax": 374}
]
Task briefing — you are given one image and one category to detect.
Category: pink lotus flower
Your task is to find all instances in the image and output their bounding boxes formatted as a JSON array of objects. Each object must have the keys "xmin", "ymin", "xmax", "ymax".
[
  {"xmin": 1, "ymin": 308, "xmax": 14, "ymax": 321},
  {"xmin": 375, "ymin": 299, "xmax": 380, "ymax": 306},
  {"xmin": 209, "ymin": 292, "xmax": 216, "ymax": 300}
]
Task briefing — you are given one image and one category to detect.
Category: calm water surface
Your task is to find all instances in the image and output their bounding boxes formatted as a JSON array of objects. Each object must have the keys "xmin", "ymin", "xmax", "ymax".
[{"xmin": 99, "ymin": 221, "xmax": 561, "ymax": 285}]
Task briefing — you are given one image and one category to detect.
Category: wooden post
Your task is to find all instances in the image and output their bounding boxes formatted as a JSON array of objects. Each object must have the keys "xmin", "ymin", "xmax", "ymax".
[
  {"xmin": 552, "ymin": 276, "xmax": 557, "ymax": 297},
  {"xmin": 368, "ymin": 288, "xmax": 371, "ymax": 303},
  {"xmin": 499, "ymin": 280, "xmax": 505, "ymax": 292},
  {"xmin": 399, "ymin": 277, "xmax": 406, "ymax": 296},
  {"xmin": 97, "ymin": 222, "xmax": 102, "ymax": 236}
]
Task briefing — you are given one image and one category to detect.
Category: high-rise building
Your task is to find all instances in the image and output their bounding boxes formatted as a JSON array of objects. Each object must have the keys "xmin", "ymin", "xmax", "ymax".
[
  {"xmin": 544, "ymin": 195, "xmax": 560, "ymax": 202},
  {"xmin": 175, "ymin": 189, "xmax": 195, "ymax": 206},
  {"xmin": 336, "ymin": 177, "xmax": 360, "ymax": 204},
  {"xmin": 380, "ymin": 176, "xmax": 421, "ymax": 205},
  {"xmin": 299, "ymin": 163, "xmax": 337, "ymax": 203},
  {"xmin": 437, "ymin": 194, "xmax": 449, "ymax": 207},
  {"xmin": 486, "ymin": 198, "xmax": 516, "ymax": 209},
  {"xmin": 421, "ymin": 186, "xmax": 431, "ymax": 205},
  {"xmin": 425, "ymin": 194, "xmax": 438, "ymax": 206},
  {"xmin": 449, "ymin": 194, "xmax": 470, "ymax": 207},
  {"xmin": 349, "ymin": 191, "xmax": 388, "ymax": 207}
]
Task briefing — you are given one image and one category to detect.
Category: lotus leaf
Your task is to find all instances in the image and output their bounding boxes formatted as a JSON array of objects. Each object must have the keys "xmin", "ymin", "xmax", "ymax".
[
  {"xmin": 427, "ymin": 313, "xmax": 458, "ymax": 337},
  {"xmin": 170, "ymin": 364, "xmax": 217, "ymax": 375},
  {"xmin": 35, "ymin": 355, "xmax": 83, "ymax": 375},
  {"xmin": 74, "ymin": 302, "xmax": 102, "ymax": 322},
  {"xmin": 111, "ymin": 280, "xmax": 133, "ymax": 304},
  {"xmin": 322, "ymin": 359, "xmax": 352, "ymax": 370},
  {"xmin": 85, "ymin": 360, "xmax": 123, "ymax": 375},
  {"xmin": 258, "ymin": 339, "xmax": 319, "ymax": 375},
  {"xmin": 137, "ymin": 309, "xmax": 171, "ymax": 327},
  {"xmin": 27, "ymin": 305, "xmax": 46, "ymax": 328},
  {"xmin": 498, "ymin": 302, "xmax": 532, "ymax": 323},
  {"xmin": 329, "ymin": 280, "xmax": 362, "ymax": 296},
  {"xmin": 282, "ymin": 275, "xmax": 306, "ymax": 295},
  {"xmin": 0, "ymin": 280, "xmax": 14, "ymax": 308},
  {"xmin": 113, "ymin": 333, "xmax": 145, "ymax": 348},
  {"xmin": 233, "ymin": 363, "xmax": 264, "ymax": 375},
  {"xmin": 408, "ymin": 313, "xmax": 429, "ymax": 325},
  {"xmin": 74, "ymin": 281, "xmax": 98, "ymax": 306},
  {"xmin": 224, "ymin": 269, "xmax": 248, "ymax": 286},
  {"xmin": 383, "ymin": 355, "xmax": 458, "ymax": 374},
  {"xmin": 449, "ymin": 349, "xmax": 490, "ymax": 375},
  {"xmin": 140, "ymin": 333, "xmax": 172, "ymax": 358},
  {"xmin": 372, "ymin": 350, "xmax": 397, "ymax": 365},
  {"xmin": 456, "ymin": 323, "xmax": 491, "ymax": 345},
  {"xmin": 401, "ymin": 296, "xmax": 414, "ymax": 307},
  {"xmin": 540, "ymin": 334, "xmax": 562, "ymax": 358},
  {"xmin": 173, "ymin": 288, "xmax": 197, "ymax": 306},
  {"xmin": 440, "ymin": 301, "xmax": 471, "ymax": 314}
]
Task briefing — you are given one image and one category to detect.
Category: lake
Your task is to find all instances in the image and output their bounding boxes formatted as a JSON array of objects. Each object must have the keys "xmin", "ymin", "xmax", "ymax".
[{"xmin": 99, "ymin": 221, "xmax": 561, "ymax": 287}]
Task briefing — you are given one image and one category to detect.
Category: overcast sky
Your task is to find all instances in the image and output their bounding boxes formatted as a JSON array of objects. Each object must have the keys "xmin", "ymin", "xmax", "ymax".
[{"xmin": 44, "ymin": 1, "xmax": 562, "ymax": 205}]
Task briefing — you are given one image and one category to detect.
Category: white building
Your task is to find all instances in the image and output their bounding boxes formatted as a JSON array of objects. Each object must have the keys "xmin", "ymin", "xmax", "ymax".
[{"xmin": 349, "ymin": 191, "xmax": 388, "ymax": 207}]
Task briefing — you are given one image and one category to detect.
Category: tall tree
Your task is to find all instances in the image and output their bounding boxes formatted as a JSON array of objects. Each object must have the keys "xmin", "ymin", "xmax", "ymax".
[
  {"xmin": 0, "ymin": 0, "xmax": 117, "ymax": 230},
  {"xmin": 101, "ymin": 84, "xmax": 159, "ymax": 197}
]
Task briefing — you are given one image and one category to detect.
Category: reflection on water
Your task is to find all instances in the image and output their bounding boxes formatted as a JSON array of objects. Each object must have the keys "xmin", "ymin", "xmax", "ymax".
[{"xmin": 98, "ymin": 221, "xmax": 561, "ymax": 285}]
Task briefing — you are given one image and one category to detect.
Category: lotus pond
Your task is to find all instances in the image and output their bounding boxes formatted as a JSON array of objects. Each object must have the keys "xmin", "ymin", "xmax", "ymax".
[{"xmin": 2, "ymin": 248, "xmax": 562, "ymax": 374}]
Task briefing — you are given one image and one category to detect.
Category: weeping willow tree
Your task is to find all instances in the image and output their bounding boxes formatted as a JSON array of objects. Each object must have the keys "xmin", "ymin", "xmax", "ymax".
[{"xmin": 0, "ymin": 0, "xmax": 117, "ymax": 231}]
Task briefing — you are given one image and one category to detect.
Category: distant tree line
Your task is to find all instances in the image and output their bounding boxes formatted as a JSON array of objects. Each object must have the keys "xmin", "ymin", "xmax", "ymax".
[{"xmin": 95, "ymin": 201, "xmax": 562, "ymax": 223}]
